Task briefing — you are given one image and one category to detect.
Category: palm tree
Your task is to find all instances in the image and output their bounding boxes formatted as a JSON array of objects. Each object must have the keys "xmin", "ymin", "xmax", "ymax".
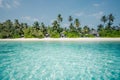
[
  {"xmin": 52, "ymin": 20, "xmax": 59, "ymax": 30},
  {"xmin": 2, "ymin": 20, "xmax": 13, "ymax": 38},
  {"xmin": 0, "ymin": 23, "xmax": 3, "ymax": 32},
  {"xmin": 83, "ymin": 25, "xmax": 90, "ymax": 34},
  {"xmin": 68, "ymin": 16, "xmax": 73, "ymax": 23},
  {"xmin": 69, "ymin": 23, "xmax": 76, "ymax": 31},
  {"xmin": 57, "ymin": 14, "xmax": 63, "ymax": 24},
  {"xmin": 21, "ymin": 23, "xmax": 28, "ymax": 37},
  {"xmin": 108, "ymin": 14, "xmax": 114, "ymax": 22},
  {"xmin": 13, "ymin": 19, "xmax": 22, "ymax": 37},
  {"xmin": 5, "ymin": 20, "xmax": 13, "ymax": 29},
  {"xmin": 33, "ymin": 21, "xmax": 39, "ymax": 30},
  {"xmin": 41, "ymin": 22, "xmax": 45, "ymax": 29},
  {"xmin": 97, "ymin": 24, "xmax": 104, "ymax": 31},
  {"xmin": 24, "ymin": 23, "xmax": 28, "ymax": 29},
  {"xmin": 14, "ymin": 19, "xmax": 20, "ymax": 29},
  {"xmin": 108, "ymin": 13, "xmax": 115, "ymax": 27},
  {"xmin": 21, "ymin": 23, "xmax": 28, "ymax": 29},
  {"xmin": 41, "ymin": 22, "xmax": 47, "ymax": 35},
  {"xmin": 101, "ymin": 15, "xmax": 107, "ymax": 27},
  {"xmin": 74, "ymin": 18, "xmax": 80, "ymax": 28}
]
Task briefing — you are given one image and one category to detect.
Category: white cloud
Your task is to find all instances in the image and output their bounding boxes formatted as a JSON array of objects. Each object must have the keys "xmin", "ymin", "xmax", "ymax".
[
  {"xmin": 21, "ymin": 16, "xmax": 39, "ymax": 22},
  {"xmin": 75, "ymin": 12, "xmax": 84, "ymax": 17},
  {"xmin": 13, "ymin": 0, "xmax": 20, "ymax": 7},
  {"xmin": 0, "ymin": 0, "xmax": 20, "ymax": 9},
  {"xmin": 0, "ymin": 0, "xmax": 3, "ymax": 7},
  {"xmin": 90, "ymin": 11, "xmax": 104, "ymax": 19},
  {"xmin": 63, "ymin": 23, "xmax": 69, "ymax": 27},
  {"xmin": 88, "ymin": 24, "xmax": 95, "ymax": 27},
  {"xmin": 33, "ymin": 18, "xmax": 39, "ymax": 22},
  {"xmin": 6, "ymin": 3, "xmax": 11, "ymax": 8},
  {"xmin": 22, "ymin": 16, "xmax": 31, "ymax": 21},
  {"xmin": 93, "ymin": 3, "xmax": 100, "ymax": 7}
]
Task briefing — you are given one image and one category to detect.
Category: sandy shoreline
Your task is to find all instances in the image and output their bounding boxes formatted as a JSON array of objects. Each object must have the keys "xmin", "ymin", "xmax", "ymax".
[{"xmin": 0, "ymin": 38, "xmax": 120, "ymax": 41}]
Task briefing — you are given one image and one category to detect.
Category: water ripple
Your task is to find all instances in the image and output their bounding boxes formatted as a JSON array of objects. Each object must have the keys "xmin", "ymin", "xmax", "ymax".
[{"xmin": 0, "ymin": 41, "xmax": 120, "ymax": 80}]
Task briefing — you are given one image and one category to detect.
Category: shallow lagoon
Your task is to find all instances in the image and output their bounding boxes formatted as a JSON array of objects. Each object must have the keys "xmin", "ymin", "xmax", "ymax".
[{"xmin": 0, "ymin": 41, "xmax": 120, "ymax": 80}]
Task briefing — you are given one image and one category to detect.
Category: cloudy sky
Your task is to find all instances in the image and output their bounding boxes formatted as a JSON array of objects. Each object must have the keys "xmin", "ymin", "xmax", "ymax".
[{"xmin": 0, "ymin": 0, "xmax": 120, "ymax": 28}]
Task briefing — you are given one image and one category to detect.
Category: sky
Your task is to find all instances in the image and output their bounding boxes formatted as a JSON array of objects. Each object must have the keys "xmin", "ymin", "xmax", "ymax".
[{"xmin": 0, "ymin": 0, "xmax": 120, "ymax": 28}]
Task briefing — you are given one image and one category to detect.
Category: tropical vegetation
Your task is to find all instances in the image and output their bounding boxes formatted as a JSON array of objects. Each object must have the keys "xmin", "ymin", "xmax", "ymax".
[{"xmin": 0, "ymin": 14, "xmax": 120, "ymax": 38}]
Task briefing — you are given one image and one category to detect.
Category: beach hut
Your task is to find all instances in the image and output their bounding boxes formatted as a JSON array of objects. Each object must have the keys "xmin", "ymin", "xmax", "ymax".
[
  {"xmin": 45, "ymin": 33, "xmax": 50, "ymax": 38},
  {"xmin": 60, "ymin": 31, "xmax": 66, "ymax": 38},
  {"xmin": 90, "ymin": 30, "xmax": 99, "ymax": 37}
]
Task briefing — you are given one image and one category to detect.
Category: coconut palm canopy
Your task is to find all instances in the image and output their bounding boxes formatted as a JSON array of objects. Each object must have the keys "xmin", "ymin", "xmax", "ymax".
[{"xmin": 0, "ymin": 14, "xmax": 120, "ymax": 38}]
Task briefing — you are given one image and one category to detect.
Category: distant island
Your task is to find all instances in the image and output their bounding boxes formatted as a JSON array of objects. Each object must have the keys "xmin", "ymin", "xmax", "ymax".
[{"xmin": 0, "ymin": 14, "xmax": 120, "ymax": 38}]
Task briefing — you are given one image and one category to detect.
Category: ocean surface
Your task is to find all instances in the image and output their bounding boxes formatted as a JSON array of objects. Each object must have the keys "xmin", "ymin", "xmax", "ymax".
[{"xmin": 0, "ymin": 41, "xmax": 120, "ymax": 80}]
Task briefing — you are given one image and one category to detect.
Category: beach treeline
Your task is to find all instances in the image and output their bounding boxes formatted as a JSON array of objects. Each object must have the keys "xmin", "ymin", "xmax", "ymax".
[{"xmin": 0, "ymin": 14, "xmax": 120, "ymax": 38}]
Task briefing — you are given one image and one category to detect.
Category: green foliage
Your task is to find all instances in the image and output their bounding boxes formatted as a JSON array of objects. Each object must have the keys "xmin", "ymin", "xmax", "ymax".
[
  {"xmin": 66, "ymin": 31, "xmax": 80, "ymax": 38},
  {"xmin": 84, "ymin": 34, "xmax": 95, "ymax": 37},
  {"xmin": 32, "ymin": 30, "xmax": 44, "ymax": 38},
  {"xmin": 74, "ymin": 18, "xmax": 80, "ymax": 28},
  {"xmin": 99, "ymin": 30, "xmax": 120, "ymax": 37},
  {"xmin": 0, "ymin": 14, "xmax": 120, "ymax": 39},
  {"xmin": 0, "ymin": 32, "xmax": 8, "ymax": 38},
  {"xmin": 23, "ymin": 27, "xmax": 44, "ymax": 38},
  {"xmin": 50, "ymin": 30, "xmax": 60, "ymax": 38},
  {"xmin": 23, "ymin": 28, "xmax": 32, "ymax": 38},
  {"xmin": 98, "ymin": 14, "xmax": 120, "ymax": 37}
]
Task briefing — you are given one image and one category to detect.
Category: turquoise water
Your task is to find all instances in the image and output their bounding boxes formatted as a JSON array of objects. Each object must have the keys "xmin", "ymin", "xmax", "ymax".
[{"xmin": 0, "ymin": 41, "xmax": 120, "ymax": 80}]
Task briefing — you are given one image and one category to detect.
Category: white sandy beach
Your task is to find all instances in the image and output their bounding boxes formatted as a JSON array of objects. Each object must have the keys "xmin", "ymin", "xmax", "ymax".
[{"xmin": 0, "ymin": 38, "xmax": 120, "ymax": 41}]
